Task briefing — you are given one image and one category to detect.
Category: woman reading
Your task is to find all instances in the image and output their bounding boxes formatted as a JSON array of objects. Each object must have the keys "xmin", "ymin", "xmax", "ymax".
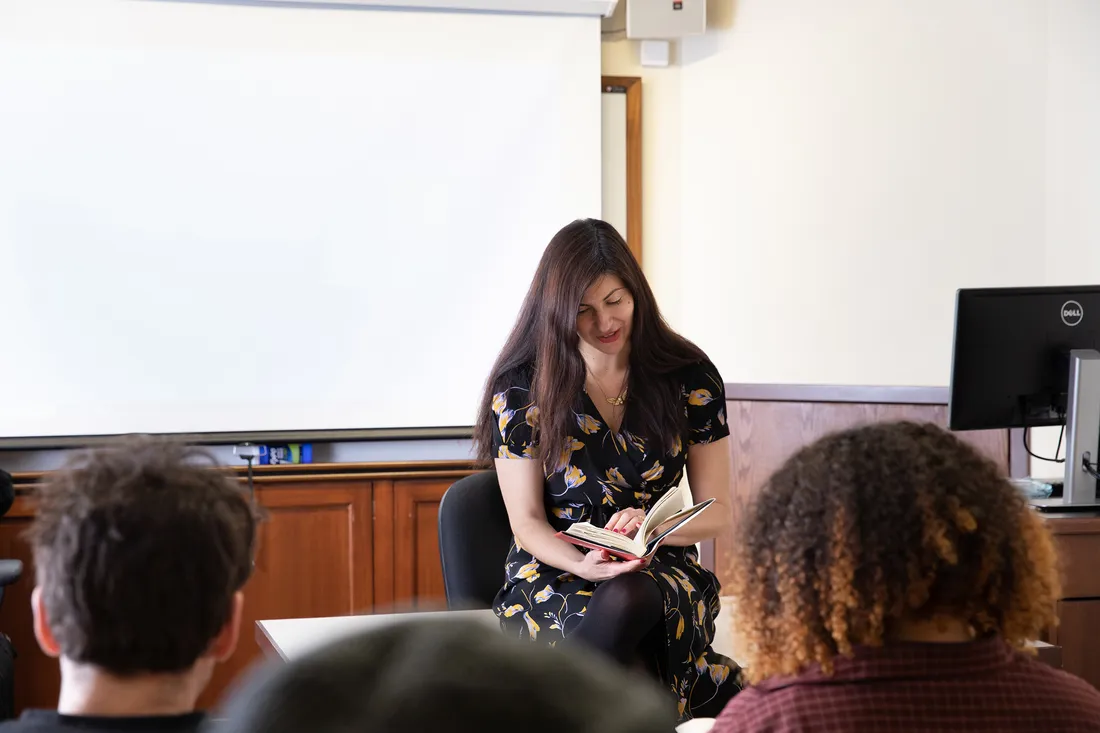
[{"xmin": 474, "ymin": 218, "xmax": 741, "ymax": 721}]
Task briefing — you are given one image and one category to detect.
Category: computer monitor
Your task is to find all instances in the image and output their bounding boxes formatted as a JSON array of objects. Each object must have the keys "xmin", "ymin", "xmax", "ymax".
[{"xmin": 948, "ymin": 285, "xmax": 1100, "ymax": 512}]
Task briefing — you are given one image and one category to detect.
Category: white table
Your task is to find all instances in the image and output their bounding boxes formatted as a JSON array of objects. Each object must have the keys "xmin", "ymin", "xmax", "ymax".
[
  {"xmin": 257, "ymin": 601, "xmax": 739, "ymax": 662},
  {"xmin": 257, "ymin": 608, "xmax": 500, "ymax": 660},
  {"xmin": 256, "ymin": 604, "xmax": 1061, "ymax": 671}
]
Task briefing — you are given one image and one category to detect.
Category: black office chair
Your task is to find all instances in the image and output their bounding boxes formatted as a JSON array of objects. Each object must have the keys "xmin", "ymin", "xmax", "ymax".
[
  {"xmin": 0, "ymin": 562, "xmax": 20, "ymax": 611},
  {"xmin": 0, "ymin": 557, "xmax": 19, "ymax": 721},
  {"xmin": 437, "ymin": 471, "xmax": 513, "ymax": 610},
  {"xmin": 0, "ymin": 470, "xmax": 21, "ymax": 608},
  {"xmin": 0, "ymin": 470, "xmax": 21, "ymax": 721}
]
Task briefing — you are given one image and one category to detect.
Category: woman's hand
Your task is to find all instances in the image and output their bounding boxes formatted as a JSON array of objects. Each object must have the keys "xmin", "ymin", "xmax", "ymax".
[
  {"xmin": 604, "ymin": 507, "xmax": 647, "ymax": 538},
  {"xmin": 575, "ymin": 549, "xmax": 645, "ymax": 582}
]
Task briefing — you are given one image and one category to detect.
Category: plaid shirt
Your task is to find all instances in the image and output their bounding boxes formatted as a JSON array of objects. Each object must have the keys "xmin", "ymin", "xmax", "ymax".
[{"xmin": 713, "ymin": 638, "xmax": 1100, "ymax": 732}]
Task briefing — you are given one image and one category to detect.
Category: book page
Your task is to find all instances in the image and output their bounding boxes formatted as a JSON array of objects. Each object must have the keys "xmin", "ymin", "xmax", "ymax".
[
  {"xmin": 563, "ymin": 522, "xmax": 643, "ymax": 555},
  {"xmin": 643, "ymin": 498, "xmax": 714, "ymax": 555},
  {"xmin": 637, "ymin": 483, "xmax": 683, "ymax": 540}
]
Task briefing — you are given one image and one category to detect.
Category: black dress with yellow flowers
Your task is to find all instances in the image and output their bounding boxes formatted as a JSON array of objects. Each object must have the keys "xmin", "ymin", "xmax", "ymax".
[{"xmin": 490, "ymin": 359, "xmax": 742, "ymax": 721}]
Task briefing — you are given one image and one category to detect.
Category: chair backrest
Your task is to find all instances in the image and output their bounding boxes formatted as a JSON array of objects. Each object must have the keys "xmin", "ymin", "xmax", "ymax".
[{"xmin": 438, "ymin": 471, "xmax": 513, "ymax": 610}]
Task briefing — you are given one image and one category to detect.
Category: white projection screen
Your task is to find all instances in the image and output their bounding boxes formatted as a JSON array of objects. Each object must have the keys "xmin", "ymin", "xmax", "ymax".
[{"xmin": 0, "ymin": 0, "xmax": 602, "ymax": 447}]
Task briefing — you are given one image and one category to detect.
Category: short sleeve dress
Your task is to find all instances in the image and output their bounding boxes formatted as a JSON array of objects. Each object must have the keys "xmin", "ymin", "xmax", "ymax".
[{"xmin": 490, "ymin": 360, "xmax": 742, "ymax": 721}]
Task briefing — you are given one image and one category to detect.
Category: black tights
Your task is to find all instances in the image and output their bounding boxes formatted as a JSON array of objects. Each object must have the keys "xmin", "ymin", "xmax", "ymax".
[{"xmin": 569, "ymin": 573, "xmax": 664, "ymax": 670}]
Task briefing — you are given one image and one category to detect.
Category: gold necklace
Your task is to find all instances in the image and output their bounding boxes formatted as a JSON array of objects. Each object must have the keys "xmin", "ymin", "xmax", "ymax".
[{"xmin": 588, "ymin": 370, "xmax": 628, "ymax": 406}]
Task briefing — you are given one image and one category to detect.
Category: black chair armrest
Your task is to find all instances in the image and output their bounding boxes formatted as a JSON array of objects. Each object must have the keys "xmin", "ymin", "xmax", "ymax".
[
  {"xmin": 0, "ymin": 469, "xmax": 13, "ymax": 518},
  {"xmin": 0, "ymin": 560, "xmax": 23, "ymax": 588}
]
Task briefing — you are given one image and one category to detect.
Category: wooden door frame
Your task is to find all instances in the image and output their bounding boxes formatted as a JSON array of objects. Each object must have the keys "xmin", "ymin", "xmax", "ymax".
[{"xmin": 602, "ymin": 76, "xmax": 642, "ymax": 263}]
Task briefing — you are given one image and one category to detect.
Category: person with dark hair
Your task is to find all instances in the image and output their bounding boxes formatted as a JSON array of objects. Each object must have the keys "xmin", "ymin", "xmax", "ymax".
[
  {"xmin": 713, "ymin": 421, "xmax": 1100, "ymax": 732},
  {"xmin": 0, "ymin": 438, "xmax": 257, "ymax": 733},
  {"xmin": 208, "ymin": 618, "xmax": 679, "ymax": 733},
  {"xmin": 474, "ymin": 219, "xmax": 740, "ymax": 720}
]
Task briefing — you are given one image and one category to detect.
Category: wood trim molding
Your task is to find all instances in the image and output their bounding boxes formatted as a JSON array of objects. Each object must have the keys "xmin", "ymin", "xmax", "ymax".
[
  {"xmin": 10, "ymin": 460, "xmax": 478, "ymax": 488},
  {"xmin": 725, "ymin": 383, "xmax": 949, "ymax": 405},
  {"xmin": 601, "ymin": 76, "xmax": 642, "ymax": 263},
  {"xmin": 372, "ymin": 480, "xmax": 397, "ymax": 610}
]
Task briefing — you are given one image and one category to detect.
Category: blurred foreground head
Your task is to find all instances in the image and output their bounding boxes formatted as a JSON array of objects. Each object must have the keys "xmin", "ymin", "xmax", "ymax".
[{"xmin": 212, "ymin": 617, "xmax": 678, "ymax": 733}]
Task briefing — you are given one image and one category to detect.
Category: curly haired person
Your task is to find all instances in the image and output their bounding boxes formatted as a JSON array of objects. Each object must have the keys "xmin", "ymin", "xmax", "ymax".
[{"xmin": 713, "ymin": 420, "xmax": 1100, "ymax": 733}]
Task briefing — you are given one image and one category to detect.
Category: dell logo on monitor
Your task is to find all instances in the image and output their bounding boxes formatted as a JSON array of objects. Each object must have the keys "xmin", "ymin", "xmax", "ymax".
[{"xmin": 1062, "ymin": 300, "xmax": 1084, "ymax": 327}]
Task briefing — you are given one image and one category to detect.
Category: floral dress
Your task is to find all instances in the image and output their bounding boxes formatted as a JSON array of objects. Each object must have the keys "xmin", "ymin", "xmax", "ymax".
[{"xmin": 490, "ymin": 360, "xmax": 742, "ymax": 721}]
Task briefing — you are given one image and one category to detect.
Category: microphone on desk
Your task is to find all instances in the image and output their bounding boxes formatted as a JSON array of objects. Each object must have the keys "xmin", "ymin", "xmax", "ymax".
[{"xmin": 234, "ymin": 444, "xmax": 259, "ymax": 500}]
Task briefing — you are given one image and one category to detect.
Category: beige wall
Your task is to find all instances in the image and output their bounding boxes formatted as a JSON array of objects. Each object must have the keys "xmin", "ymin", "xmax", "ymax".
[
  {"xmin": 1034, "ymin": 0, "xmax": 1100, "ymax": 478},
  {"xmin": 1045, "ymin": 0, "xmax": 1100, "ymax": 286},
  {"xmin": 603, "ymin": 0, "xmax": 1100, "ymax": 396}
]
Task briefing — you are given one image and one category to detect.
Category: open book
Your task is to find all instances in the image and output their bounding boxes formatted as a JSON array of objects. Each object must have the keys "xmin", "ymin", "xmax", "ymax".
[{"xmin": 555, "ymin": 483, "xmax": 714, "ymax": 561}]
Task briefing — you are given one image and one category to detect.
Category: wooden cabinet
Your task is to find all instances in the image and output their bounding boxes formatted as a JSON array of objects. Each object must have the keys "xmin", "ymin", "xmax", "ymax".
[
  {"xmin": 1046, "ymin": 516, "xmax": 1100, "ymax": 689},
  {"xmin": 198, "ymin": 480, "xmax": 376, "ymax": 710},
  {"xmin": 375, "ymin": 479, "xmax": 451, "ymax": 613},
  {"xmin": 1053, "ymin": 600, "xmax": 1100, "ymax": 687},
  {"xmin": 0, "ymin": 462, "xmax": 472, "ymax": 716}
]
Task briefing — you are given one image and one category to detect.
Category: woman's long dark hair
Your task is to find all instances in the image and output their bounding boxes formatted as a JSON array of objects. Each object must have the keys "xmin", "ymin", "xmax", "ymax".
[{"xmin": 474, "ymin": 219, "xmax": 706, "ymax": 469}]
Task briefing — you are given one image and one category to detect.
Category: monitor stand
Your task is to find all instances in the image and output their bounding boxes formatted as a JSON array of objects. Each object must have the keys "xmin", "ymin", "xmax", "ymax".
[
  {"xmin": 1030, "ymin": 497, "xmax": 1100, "ymax": 513},
  {"xmin": 1030, "ymin": 349, "xmax": 1100, "ymax": 514}
]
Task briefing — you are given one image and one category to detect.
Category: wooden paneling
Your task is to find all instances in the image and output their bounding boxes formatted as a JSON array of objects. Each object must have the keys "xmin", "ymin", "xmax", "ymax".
[
  {"xmin": 1053, "ymin": 600, "xmax": 1100, "ymax": 688},
  {"xmin": 1044, "ymin": 516, "xmax": 1100, "ymax": 688},
  {"xmin": 372, "ymin": 480, "xmax": 397, "ymax": 612},
  {"xmin": 197, "ymin": 480, "xmax": 374, "ymax": 710},
  {"xmin": 373, "ymin": 478, "xmax": 452, "ymax": 613},
  {"xmin": 718, "ymin": 397, "xmax": 1009, "ymax": 588},
  {"xmin": 1050, "ymin": 520, "xmax": 1100, "ymax": 600},
  {"xmin": 391, "ymin": 479, "xmax": 451, "ymax": 612}
]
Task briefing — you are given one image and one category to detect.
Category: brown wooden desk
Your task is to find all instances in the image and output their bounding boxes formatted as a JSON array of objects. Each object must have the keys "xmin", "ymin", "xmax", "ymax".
[
  {"xmin": 1032, "ymin": 640, "xmax": 1063, "ymax": 669},
  {"xmin": 1040, "ymin": 514, "xmax": 1100, "ymax": 685}
]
